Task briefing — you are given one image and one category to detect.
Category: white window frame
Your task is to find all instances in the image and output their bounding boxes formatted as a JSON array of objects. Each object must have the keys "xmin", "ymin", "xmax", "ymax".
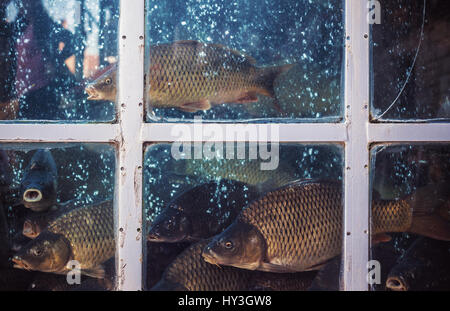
[{"xmin": 0, "ymin": 0, "xmax": 449, "ymax": 291}]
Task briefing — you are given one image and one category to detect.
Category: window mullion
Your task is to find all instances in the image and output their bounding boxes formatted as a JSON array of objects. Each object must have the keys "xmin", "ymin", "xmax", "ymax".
[
  {"xmin": 343, "ymin": 0, "xmax": 371, "ymax": 291},
  {"xmin": 115, "ymin": 0, "xmax": 145, "ymax": 291}
]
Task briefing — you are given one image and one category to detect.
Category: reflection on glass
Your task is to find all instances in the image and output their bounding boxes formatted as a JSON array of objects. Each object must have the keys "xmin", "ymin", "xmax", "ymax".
[
  {"xmin": 143, "ymin": 0, "xmax": 344, "ymax": 122},
  {"xmin": 372, "ymin": 0, "xmax": 450, "ymax": 121},
  {"xmin": 0, "ymin": 144, "xmax": 115, "ymax": 291},
  {"xmin": 144, "ymin": 143, "xmax": 344, "ymax": 290},
  {"xmin": 369, "ymin": 144, "xmax": 450, "ymax": 291},
  {"xmin": 0, "ymin": 0, "xmax": 118, "ymax": 122}
]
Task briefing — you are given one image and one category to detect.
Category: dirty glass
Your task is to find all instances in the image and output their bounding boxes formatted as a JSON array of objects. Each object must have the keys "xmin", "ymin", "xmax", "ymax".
[
  {"xmin": 144, "ymin": 0, "xmax": 344, "ymax": 123},
  {"xmin": 372, "ymin": 0, "xmax": 450, "ymax": 121},
  {"xmin": 143, "ymin": 143, "xmax": 344, "ymax": 291},
  {"xmin": 0, "ymin": 0, "xmax": 118, "ymax": 122},
  {"xmin": 0, "ymin": 144, "xmax": 116, "ymax": 291},
  {"xmin": 369, "ymin": 144, "xmax": 450, "ymax": 291}
]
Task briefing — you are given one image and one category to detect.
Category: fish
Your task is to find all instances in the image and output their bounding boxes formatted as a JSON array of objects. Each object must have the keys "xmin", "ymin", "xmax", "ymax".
[
  {"xmin": 86, "ymin": 40, "xmax": 293, "ymax": 112},
  {"xmin": 202, "ymin": 179, "xmax": 450, "ymax": 273},
  {"xmin": 29, "ymin": 258, "xmax": 115, "ymax": 291},
  {"xmin": 151, "ymin": 239, "xmax": 254, "ymax": 291},
  {"xmin": 386, "ymin": 237, "xmax": 450, "ymax": 291},
  {"xmin": 20, "ymin": 149, "xmax": 58, "ymax": 212},
  {"xmin": 85, "ymin": 63, "xmax": 117, "ymax": 102},
  {"xmin": 145, "ymin": 241, "xmax": 192, "ymax": 289},
  {"xmin": 172, "ymin": 155, "xmax": 294, "ymax": 193},
  {"xmin": 147, "ymin": 179, "xmax": 261, "ymax": 243},
  {"xmin": 22, "ymin": 199, "xmax": 81, "ymax": 239},
  {"xmin": 12, "ymin": 200, "xmax": 114, "ymax": 279},
  {"xmin": 151, "ymin": 239, "xmax": 317, "ymax": 291}
]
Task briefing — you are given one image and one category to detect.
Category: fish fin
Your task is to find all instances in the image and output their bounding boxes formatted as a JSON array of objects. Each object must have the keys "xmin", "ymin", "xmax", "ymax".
[
  {"xmin": 304, "ymin": 259, "xmax": 334, "ymax": 271},
  {"xmin": 372, "ymin": 233, "xmax": 392, "ymax": 244},
  {"xmin": 179, "ymin": 100, "xmax": 211, "ymax": 112},
  {"xmin": 407, "ymin": 183, "xmax": 450, "ymax": 241},
  {"xmin": 258, "ymin": 262, "xmax": 299, "ymax": 273},
  {"xmin": 235, "ymin": 93, "xmax": 259, "ymax": 104},
  {"xmin": 271, "ymin": 99, "xmax": 284, "ymax": 115},
  {"xmin": 82, "ymin": 265, "xmax": 106, "ymax": 279},
  {"xmin": 255, "ymin": 64, "xmax": 295, "ymax": 98}
]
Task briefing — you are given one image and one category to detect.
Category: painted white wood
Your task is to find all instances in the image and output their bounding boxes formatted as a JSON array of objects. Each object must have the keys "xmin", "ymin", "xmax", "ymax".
[
  {"xmin": 115, "ymin": 0, "xmax": 145, "ymax": 291},
  {"xmin": 342, "ymin": 0, "xmax": 371, "ymax": 291}
]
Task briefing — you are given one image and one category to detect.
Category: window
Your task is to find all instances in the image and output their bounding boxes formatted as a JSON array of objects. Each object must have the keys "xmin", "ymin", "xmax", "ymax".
[{"xmin": 0, "ymin": 0, "xmax": 449, "ymax": 291}]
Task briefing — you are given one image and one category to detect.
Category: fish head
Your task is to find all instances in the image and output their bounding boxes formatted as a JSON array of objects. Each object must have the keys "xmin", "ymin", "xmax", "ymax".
[
  {"xmin": 20, "ymin": 172, "xmax": 57, "ymax": 212},
  {"xmin": 202, "ymin": 222, "xmax": 265, "ymax": 270},
  {"xmin": 20, "ymin": 150, "xmax": 58, "ymax": 212},
  {"xmin": 22, "ymin": 219, "xmax": 42, "ymax": 239},
  {"xmin": 386, "ymin": 275, "xmax": 409, "ymax": 291},
  {"xmin": 85, "ymin": 65, "xmax": 117, "ymax": 101},
  {"xmin": 147, "ymin": 206, "xmax": 192, "ymax": 242},
  {"xmin": 12, "ymin": 232, "xmax": 70, "ymax": 273}
]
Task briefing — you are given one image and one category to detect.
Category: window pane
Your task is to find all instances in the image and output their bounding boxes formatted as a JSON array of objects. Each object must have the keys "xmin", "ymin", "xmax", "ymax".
[
  {"xmin": 372, "ymin": 0, "xmax": 449, "ymax": 121},
  {"xmin": 0, "ymin": 144, "xmax": 116, "ymax": 290},
  {"xmin": 144, "ymin": 0, "xmax": 344, "ymax": 122},
  {"xmin": 143, "ymin": 143, "xmax": 344, "ymax": 290},
  {"xmin": 369, "ymin": 144, "xmax": 450, "ymax": 291},
  {"xmin": 0, "ymin": 0, "xmax": 118, "ymax": 122}
]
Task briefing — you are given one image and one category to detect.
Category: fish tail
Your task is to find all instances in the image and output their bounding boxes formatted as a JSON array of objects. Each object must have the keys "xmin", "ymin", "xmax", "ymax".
[
  {"xmin": 255, "ymin": 64, "xmax": 295, "ymax": 98},
  {"xmin": 408, "ymin": 183, "xmax": 450, "ymax": 241}
]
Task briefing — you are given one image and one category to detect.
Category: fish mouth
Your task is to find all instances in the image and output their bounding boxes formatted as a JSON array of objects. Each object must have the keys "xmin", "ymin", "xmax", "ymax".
[
  {"xmin": 23, "ymin": 220, "xmax": 38, "ymax": 239},
  {"xmin": 12, "ymin": 255, "xmax": 31, "ymax": 271},
  {"xmin": 85, "ymin": 86, "xmax": 99, "ymax": 100},
  {"xmin": 147, "ymin": 229, "xmax": 184, "ymax": 243},
  {"xmin": 23, "ymin": 189, "xmax": 43, "ymax": 203},
  {"xmin": 202, "ymin": 248, "xmax": 220, "ymax": 265},
  {"xmin": 386, "ymin": 276, "xmax": 408, "ymax": 291}
]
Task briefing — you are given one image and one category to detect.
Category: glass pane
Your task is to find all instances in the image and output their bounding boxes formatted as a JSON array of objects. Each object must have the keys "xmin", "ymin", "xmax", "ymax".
[
  {"xmin": 369, "ymin": 144, "xmax": 450, "ymax": 291},
  {"xmin": 372, "ymin": 0, "xmax": 450, "ymax": 121},
  {"xmin": 144, "ymin": 0, "xmax": 344, "ymax": 122},
  {"xmin": 0, "ymin": 144, "xmax": 116, "ymax": 291},
  {"xmin": 143, "ymin": 143, "xmax": 344, "ymax": 290},
  {"xmin": 0, "ymin": 0, "xmax": 118, "ymax": 122}
]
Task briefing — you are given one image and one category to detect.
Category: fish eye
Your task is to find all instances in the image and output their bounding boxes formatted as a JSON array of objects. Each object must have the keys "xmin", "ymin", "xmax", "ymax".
[
  {"xmin": 32, "ymin": 247, "xmax": 43, "ymax": 256},
  {"xmin": 105, "ymin": 78, "xmax": 112, "ymax": 85},
  {"xmin": 224, "ymin": 241, "xmax": 233, "ymax": 249}
]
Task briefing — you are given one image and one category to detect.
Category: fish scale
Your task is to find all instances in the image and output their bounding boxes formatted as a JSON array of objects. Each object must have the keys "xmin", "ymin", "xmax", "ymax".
[
  {"xmin": 148, "ymin": 40, "xmax": 282, "ymax": 109},
  {"xmin": 372, "ymin": 200, "xmax": 412, "ymax": 234},
  {"xmin": 46, "ymin": 201, "xmax": 114, "ymax": 270},
  {"xmin": 239, "ymin": 182, "xmax": 342, "ymax": 271},
  {"xmin": 86, "ymin": 40, "xmax": 293, "ymax": 111},
  {"xmin": 154, "ymin": 240, "xmax": 254, "ymax": 291},
  {"xmin": 204, "ymin": 180, "xmax": 450, "ymax": 273}
]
